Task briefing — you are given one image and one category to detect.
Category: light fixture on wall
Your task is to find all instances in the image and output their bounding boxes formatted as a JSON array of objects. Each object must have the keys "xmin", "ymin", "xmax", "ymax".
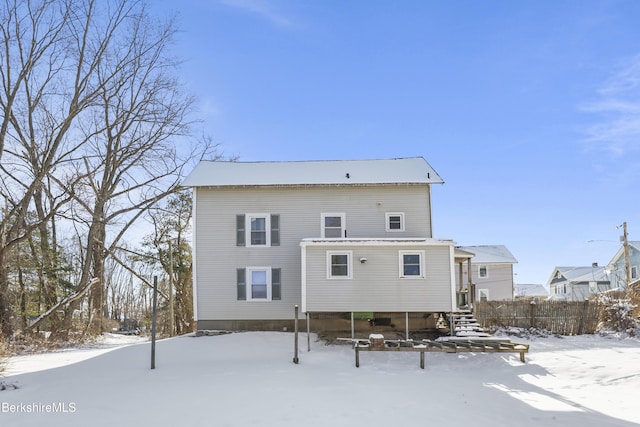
[{"xmin": 359, "ymin": 257, "xmax": 367, "ymax": 264}]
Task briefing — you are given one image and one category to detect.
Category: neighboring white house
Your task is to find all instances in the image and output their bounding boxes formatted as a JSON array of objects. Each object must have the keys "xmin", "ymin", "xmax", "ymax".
[
  {"xmin": 547, "ymin": 266, "xmax": 612, "ymax": 301},
  {"xmin": 182, "ymin": 157, "xmax": 459, "ymax": 331},
  {"xmin": 607, "ymin": 241, "xmax": 640, "ymax": 291},
  {"xmin": 455, "ymin": 245, "xmax": 518, "ymax": 301}
]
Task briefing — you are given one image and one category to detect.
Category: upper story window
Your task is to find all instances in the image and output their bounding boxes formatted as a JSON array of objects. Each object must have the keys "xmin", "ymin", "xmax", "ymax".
[
  {"xmin": 632, "ymin": 265, "xmax": 638, "ymax": 280},
  {"xmin": 478, "ymin": 265, "xmax": 488, "ymax": 278},
  {"xmin": 385, "ymin": 212, "xmax": 405, "ymax": 232},
  {"xmin": 236, "ymin": 214, "xmax": 280, "ymax": 247},
  {"xmin": 327, "ymin": 251, "xmax": 352, "ymax": 279},
  {"xmin": 321, "ymin": 213, "xmax": 345, "ymax": 238},
  {"xmin": 399, "ymin": 251, "xmax": 424, "ymax": 278}
]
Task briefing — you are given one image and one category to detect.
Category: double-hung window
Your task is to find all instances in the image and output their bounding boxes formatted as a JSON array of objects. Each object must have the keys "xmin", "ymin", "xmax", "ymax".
[
  {"xmin": 236, "ymin": 214, "xmax": 280, "ymax": 247},
  {"xmin": 386, "ymin": 212, "xmax": 405, "ymax": 232},
  {"xmin": 327, "ymin": 251, "xmax": 352, "ymax": 279},
  {"xmin": 321, "ymin": 213, "xmax": 345, "ymax": 238},
  {"xmin": 399, "ymin": 251, "xmax": 424, "ymax": 278},
  {"xmin": 478, "ymin": 265, "xmax": 488, "ymax": 278},
  {"xmin": 237, "ymin": 267, "xmax": 282, "ymax": 301}
]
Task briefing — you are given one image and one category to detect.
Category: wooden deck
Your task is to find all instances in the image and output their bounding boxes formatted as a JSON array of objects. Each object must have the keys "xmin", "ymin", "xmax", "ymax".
[{"xmin": 346, "ymin": 337, "xmax": 529, "ymax": 369}]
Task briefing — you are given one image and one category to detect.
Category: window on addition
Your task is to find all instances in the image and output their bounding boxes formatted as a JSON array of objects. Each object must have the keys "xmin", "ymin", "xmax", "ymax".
[
  {"xmin": 399, "ymin": 251, "xmax": 424, "ymax": 278},
  {"xmin": 327, "ymin": 251, "xmax": 352, "ymax": 279}
]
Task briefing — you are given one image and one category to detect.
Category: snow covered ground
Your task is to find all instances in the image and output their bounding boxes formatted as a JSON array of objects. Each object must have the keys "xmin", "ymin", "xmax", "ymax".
[{"xmin": 1, "ymin": 331, "xmax": 638, "ymax": 426}]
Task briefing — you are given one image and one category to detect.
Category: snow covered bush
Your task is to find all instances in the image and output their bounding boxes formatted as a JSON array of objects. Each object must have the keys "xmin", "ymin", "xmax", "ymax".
[
  {"xmin": 598, "ymin": 295, "xmax": 639, "ymax": 337},
  {"xmin": 489, "ymin": 326, "xmax": 560, "ymax": 339}
]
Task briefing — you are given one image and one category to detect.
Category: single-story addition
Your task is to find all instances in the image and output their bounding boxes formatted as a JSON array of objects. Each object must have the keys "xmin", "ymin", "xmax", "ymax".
[
  {"xmin": 547, "ymin": 266, "xmax": 612, "ymax": 301},
  {"xmin": 182, "ymin": 157, "xmax": 460, "ymax": 331},
  {"xmin": 455, "ymin": 245, "xmax": 518, "ymax": 302}
]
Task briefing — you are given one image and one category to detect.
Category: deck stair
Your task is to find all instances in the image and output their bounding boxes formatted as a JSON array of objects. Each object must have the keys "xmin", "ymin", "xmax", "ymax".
[{"xmin": 448, "ymin": 311, "xmax": 491, "ymax": 338}]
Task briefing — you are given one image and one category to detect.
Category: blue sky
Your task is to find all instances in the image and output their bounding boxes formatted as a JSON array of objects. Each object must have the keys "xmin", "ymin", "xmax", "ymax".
[{"xmin": 154, "ymin": 0, "xmax": 640, "ymax": 285}]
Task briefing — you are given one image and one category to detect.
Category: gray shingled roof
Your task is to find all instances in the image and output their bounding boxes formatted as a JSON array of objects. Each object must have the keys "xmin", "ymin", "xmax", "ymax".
[{"xmin": 182, "ymin": 157, "xmax": 444, "ymax": 187}]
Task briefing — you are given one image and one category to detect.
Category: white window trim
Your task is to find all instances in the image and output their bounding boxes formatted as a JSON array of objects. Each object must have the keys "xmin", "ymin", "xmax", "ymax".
[
  {"xmin": 246, "ymin": 267, "xmax": 272, "ymax": 301},
  {"xmin": 478, "ymin": 265, "xmax": 489, "ymax": 278},
  {"xmin": 321, "ymin": 213, "xmax": 346, "ymax": 238},
  {"xmin": 385, "ymin": 212, "xmax": 405, "ymax": 232},
  {"xmin": 399, "ymin": 250, "xmax": 425, "ymax": 278},
  {"xmin": 326, "ymin": 250, "xmax": 353, "ymax": 279},
  {"xmin": 589, "ymin": 281, "xmax": 597, "ymax": 293},
  {"xmin": 478, "ymin": 288, "xmax": 489, "ymax": 301},
  {"xmin": 246, "ymin": 213, "xmax": 270, "ymax": 247},
  {"xmin": 632, "ymin": 265, "xmax": 638, "ymax": 280}
]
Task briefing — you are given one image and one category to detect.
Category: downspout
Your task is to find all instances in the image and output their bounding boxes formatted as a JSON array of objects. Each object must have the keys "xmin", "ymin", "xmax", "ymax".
[{"xmin": 191, "ymin": 188, "xmax": 198, "ymax": 325}]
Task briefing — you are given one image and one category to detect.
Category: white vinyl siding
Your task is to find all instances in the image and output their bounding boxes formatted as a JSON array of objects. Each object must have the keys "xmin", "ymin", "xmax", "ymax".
[
  {"xmin": 303, "ymin": 242, "xmax": 454, "ymax": 312},
  {"xmin": 193, "ymin": 184, "xmax": 435, "ymax": 321}
]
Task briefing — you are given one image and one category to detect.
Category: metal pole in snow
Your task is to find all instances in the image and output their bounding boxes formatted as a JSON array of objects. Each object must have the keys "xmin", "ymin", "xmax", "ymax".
[
  {"xmin": 406, "ymin": 312, "xmax": 409, "ymax": 340},
  {"xmin": 293, "ymin": 305, "xmax": 299, "ymax": 364},
  {"xmin": 151, "ymin": 276, "xmax": 158, "ymax": 369},
  {"xmin": 306, "ymin": 312, "xmax": 310, "ymax": 352}
]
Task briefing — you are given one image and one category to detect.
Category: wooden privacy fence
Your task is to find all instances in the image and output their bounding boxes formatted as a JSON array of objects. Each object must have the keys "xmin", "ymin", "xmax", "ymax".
[{"xmin": 474, "ymin": 300, "xmax": 602, "ymax": 335}]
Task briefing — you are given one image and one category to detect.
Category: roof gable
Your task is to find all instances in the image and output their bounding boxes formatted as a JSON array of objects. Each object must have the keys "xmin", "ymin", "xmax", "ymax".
[
  {"xmin": 182, "ymin": 157, "xmax": 444, "ymax": 187},
  {"xmin": 607, "ymin": 241, "xmax": 640, "ymax": 266}
]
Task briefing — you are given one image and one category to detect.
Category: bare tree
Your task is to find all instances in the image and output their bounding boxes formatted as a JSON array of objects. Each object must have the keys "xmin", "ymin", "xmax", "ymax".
[{"xmin": 0, "ymin": 0, "xmax": 211, "ymax": 339}]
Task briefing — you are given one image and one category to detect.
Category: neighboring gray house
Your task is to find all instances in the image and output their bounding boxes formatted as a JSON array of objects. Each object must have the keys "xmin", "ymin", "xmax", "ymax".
[
  {"xmin": 455, "ymin": 245, "xmax": 518, "ymax": 302},
  {"xmin": 547, "ymin": 266, "xmax": 612, "ymax": 301},
  {"xmin": 607, "ymin": 241, "xmax": 640, "ymax": 290},
  {"xmin": 182, "ymin": 157, "xmax": 458, "ymax": 331},
  {"xmin": 514, "ymin": 283, "xmax": 549, "ymax": 300}
]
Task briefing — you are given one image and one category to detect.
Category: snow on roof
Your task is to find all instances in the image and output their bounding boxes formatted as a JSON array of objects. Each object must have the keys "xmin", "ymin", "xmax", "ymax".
[
  {"xmin": 456, "ymin": 245, "xmax": 518, "ymax": 264},
  {"xmin": 553, "ymin": 266, "xmax": 610, "ymax": 282},
  {"xmin": 181, "ymin": 157, "xmax": 444, "ymax": 187},
  {"xmin": 514, "ymin": 283, "xmax": 549, "ymax": 297}
]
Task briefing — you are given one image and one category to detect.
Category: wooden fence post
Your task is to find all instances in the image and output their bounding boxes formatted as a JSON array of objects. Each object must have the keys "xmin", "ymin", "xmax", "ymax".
[
  {"xmin": 577, "ymin": 299, "xmax": 589, "ymax": 335},
  {"xmin": 529, "ymin": 300, "xmax": 536, "ymax": 329}
]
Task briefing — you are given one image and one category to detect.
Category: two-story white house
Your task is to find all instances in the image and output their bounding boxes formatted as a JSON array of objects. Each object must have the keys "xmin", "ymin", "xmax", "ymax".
[
  {"xmin": 455, "ymin": 245, "xmax": 518, "ymax": 302},
  {"xmin": 182, "ymin": 157, "xmax": 458, "ymax": 331}
]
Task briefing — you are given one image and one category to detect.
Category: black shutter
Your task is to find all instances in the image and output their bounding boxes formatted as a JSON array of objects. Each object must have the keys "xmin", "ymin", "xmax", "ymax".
[
  {"xmin": 237, "ymin": 268, "xmax": 246, "ymax": 300},
  {"xmin": 271, "ymin": 268, "xmax": 281, "ymax": 300},
  {"xmin": 236, "ymin": 215, "xmax": 245, "ymax": 246},
  {"xmin": 270, "ymin": 214, "xmax": 280, "ymax": 246}
]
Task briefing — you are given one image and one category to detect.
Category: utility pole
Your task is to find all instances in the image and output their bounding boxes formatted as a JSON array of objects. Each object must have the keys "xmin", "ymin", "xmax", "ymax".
[{"xmin": 622, "ymin": 222, "xmax": 631, "ymax": 290}]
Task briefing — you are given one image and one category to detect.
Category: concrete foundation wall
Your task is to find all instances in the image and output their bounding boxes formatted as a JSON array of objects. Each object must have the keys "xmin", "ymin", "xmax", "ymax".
[{"xmin": 196, "ymin": 312, "xmax": 442, "ymax": 334}]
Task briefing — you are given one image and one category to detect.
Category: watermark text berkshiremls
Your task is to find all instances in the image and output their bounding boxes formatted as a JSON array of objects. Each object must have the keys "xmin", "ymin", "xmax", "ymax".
[{"xmin": 2, "ymin": 401, "xmax": 76, "ymax": 414}]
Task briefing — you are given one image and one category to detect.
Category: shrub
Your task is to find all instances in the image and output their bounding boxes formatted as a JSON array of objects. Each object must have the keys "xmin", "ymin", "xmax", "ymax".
[{"xmin": 598, "ymin": 295, "xmax": 639, "ymax": 336}]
